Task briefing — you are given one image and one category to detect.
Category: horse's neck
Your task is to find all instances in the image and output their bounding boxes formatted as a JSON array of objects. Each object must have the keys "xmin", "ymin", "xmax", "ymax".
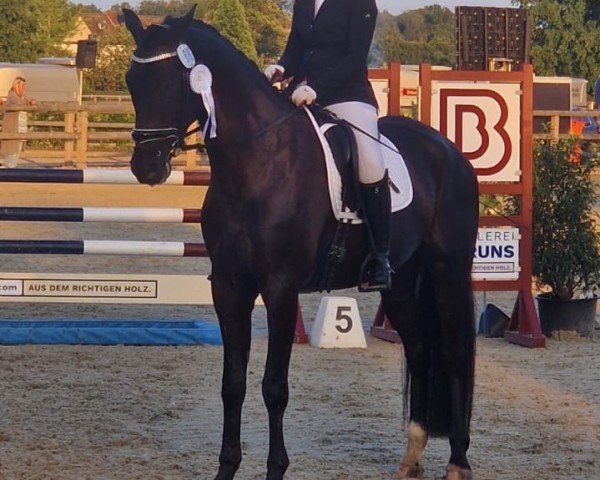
[
  {"xmin": 210, "ymin": 71, "xmax": 291, "ymax": 141},
  {"xmin": 206, "ymin": 89, "xmax": 317, "ymax": 194},
  {"xmin": 203, "ymin": 59, "xmax": 319, "ymax": 190}
]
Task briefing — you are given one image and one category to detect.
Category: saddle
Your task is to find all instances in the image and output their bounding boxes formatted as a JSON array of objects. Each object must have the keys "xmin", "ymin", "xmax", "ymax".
[
  {"xmin": 300, "ymin": 105, "xmax": 413, "ymax": 292},
  {"xmin": 304, "ymin": 105, "xmax": 363, "ymax": 292},
  {"xmin": 309, "ymin": 105, "xmax": 362, "ymax": 212}
]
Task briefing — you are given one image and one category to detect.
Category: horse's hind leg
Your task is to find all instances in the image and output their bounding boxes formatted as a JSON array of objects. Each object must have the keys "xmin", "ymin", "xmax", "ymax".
[
  {"xmin": 261, "ymin": 286, "xmax": 299, "ymax": 480},
  {"xmin": 430, "ymin": 264, "xmax": 475, "ymax": 480},
  {"xmin": 211, "ymin": 275, "xmax": 257, "ymax": 480},
  {"xmin": 383, "ymin": 260, "xmax": 475, "ymax": 480},
  {"xmin": 381, "ymin": 262, "xmax": 429, "ymax": 479}
]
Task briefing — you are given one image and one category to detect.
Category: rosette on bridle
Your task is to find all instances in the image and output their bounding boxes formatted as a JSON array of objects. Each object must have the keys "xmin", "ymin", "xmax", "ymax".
[{"xmin": 130, "ymin": 42, "xmax": 217, "ymax": 158}]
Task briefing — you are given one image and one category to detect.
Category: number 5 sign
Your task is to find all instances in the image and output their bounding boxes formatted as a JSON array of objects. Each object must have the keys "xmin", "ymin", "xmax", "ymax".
[
  {"xmin": 309, "ymin": 297, "xmax": 367, "ymax": 349},
  {"xmin": 431, "ymin": 83, "xmax": 522, "ymax": 182}
]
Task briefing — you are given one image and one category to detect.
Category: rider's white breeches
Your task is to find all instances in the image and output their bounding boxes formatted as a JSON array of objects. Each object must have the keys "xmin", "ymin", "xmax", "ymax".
[{"xmin": 326, "ymin": 102, "xmax": 385, "ymax": 184}]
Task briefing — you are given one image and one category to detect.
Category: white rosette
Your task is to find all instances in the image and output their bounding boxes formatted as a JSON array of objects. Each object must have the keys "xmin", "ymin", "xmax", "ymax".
[
  {"xmin": 177, "ymin": 44, "xmax": 196, "ymax": 68},
  {"xmin": 189, "ymin": 64, "xmax": 217, "ymax": 139}
]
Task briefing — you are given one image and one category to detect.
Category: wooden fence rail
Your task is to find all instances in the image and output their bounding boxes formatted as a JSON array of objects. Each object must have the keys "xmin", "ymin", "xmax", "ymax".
[
  {"xmin": 532, "ymin": 109, "xmax": 600, "ymax": 141},
  {"xmin": 1, "ymin": 100, "xmax": 600, "ymax": 168},
  {"xmin": 0, "ymin": 102, "xmax": 200, "ymax": 169}
]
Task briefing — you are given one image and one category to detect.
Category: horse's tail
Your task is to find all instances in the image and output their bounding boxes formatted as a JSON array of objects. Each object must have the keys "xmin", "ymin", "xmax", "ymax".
[
  {"xmin": 411, "ymin": 270, "xmax": 475, "ymax": 438},
  {"xmin": 426, "ymin": 306, "xmax": 453, "ymax": 437}
]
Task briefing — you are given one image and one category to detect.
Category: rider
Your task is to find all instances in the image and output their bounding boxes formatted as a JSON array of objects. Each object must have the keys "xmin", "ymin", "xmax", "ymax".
[{"xmin": 264, "ymin": 0, "xmax": 391, "ymax": 292}]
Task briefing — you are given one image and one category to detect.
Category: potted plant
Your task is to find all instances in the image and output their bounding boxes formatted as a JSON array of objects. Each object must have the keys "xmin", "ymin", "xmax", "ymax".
[{"xmin": 532, "ymin": 135, "xmax": 600, "ymax": 337}]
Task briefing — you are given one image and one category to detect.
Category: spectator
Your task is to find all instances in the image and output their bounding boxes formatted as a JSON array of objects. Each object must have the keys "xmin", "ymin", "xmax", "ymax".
[{"xmin": 1, "ymin": 77, "xmax": 36, "ymax": 168}]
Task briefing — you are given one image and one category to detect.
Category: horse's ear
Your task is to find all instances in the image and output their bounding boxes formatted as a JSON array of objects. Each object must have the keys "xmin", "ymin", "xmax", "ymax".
[
  {"xmin": 170, "ymin": 5, "xmax": 197, "ymax": 38},
  {"xmin": 122, "ymin": 8, "xmax": 146, "ymax": 46}
]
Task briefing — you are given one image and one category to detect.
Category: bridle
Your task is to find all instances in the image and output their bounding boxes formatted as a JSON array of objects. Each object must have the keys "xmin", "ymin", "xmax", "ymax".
[
  {"xmin": 131, "ymin": 126, "xmax": 200, "ymax": 157},
  {"xmin": 130, "ymin": 39, "xmax": 300, "ymax": 155},
  {"xmin": 130, "ymin": 45, "xmax": 206, "ymax": 158}
]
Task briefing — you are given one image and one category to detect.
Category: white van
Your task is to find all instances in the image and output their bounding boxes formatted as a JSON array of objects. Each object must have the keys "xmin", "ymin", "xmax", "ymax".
[{"xmin": 0, "ymin": 63, "xmax": 80, "ymax": 103}]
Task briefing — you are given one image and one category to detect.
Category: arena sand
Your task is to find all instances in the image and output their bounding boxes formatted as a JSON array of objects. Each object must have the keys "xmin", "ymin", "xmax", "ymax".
[{"xmin": 0, "ymin": 182, "xmax": 598, "ymax": 480}]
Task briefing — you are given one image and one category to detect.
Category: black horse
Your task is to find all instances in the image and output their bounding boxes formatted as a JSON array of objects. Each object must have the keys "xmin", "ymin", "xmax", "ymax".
[{"xmin": 123, "ymin": 7, "xmax": 478, "ymax": 480}]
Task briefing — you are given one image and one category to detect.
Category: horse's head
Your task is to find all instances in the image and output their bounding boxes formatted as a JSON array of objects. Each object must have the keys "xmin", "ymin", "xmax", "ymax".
[
  {"xmin": 124, "ymin": 6, "xmax": 294, "ymax": 185},
  {"xmin": 123, "ymin": 7, "xmax": 204, "ymax": 185}
]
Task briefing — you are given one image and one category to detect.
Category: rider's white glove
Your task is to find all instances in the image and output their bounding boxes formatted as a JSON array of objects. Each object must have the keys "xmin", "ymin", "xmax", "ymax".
[
  {"xmin": 291, "ymin": 84, "xmax": 317, "ymax": 107},
  {"xmin": 263, "ymin": 64, "xmax": 285, "ymax": 83}
]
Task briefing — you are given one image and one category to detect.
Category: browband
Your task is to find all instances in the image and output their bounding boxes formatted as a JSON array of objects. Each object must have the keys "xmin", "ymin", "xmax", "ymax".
[{"xmin": 132, "ymin": 51, "xmax": 177, "ymax": 64}]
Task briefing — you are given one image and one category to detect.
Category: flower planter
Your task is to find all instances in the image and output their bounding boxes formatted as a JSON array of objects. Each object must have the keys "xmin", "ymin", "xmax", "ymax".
[{"xmin": 536, "ymin": 293, "xmax": 598, "ymax": 337}]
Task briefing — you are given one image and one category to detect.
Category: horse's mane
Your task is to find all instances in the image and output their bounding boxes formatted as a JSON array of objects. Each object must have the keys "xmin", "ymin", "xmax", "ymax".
[{"xmin": 151, "ymin": 16, "xmax": 283, "ymax": 103}]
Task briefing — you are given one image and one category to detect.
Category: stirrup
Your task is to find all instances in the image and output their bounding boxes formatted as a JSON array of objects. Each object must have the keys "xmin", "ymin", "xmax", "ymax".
[{"xmin": 358, "ymin": 255, "xmax": 392, "ymax": 292}]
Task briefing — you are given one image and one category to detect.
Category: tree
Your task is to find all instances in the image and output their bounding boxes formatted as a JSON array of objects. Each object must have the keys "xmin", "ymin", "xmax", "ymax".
[
  {"xmin": 195, "ymin": 0, "xmax": 219, "ymax": 19},
  {"xmin": 84, "ymin": 25, "xmax": 135, "ymax": 93},
  {"xmin": 240, "ymin": 0, "xmax": 290, "ymax": 63},
  {"xmin": 0, "ymin": 0, "xmax": 78, "ymax": 63},
  {"xmin": 77, "ymin": 3, "xmax": 102, "ymax": 13},
  {"xmin": 136, "ymin": 0, "xmax": 213, "ymax": 17},
  {"xmin": 376, "ymin": 23, "xmax": 403, "ymax": 64},
  {"xmin": 514, "ymin": 0, "xmax": 600, "ymax": 90},
  {"xmin": 212, "ymin": 0, "xmax": 258, "ymax": 63},
  {"xmin": 273, "ymin": 0, "xmax": 292, "ymax": 14},
  {"xmin": 134, "ymin": 0, "xmax": 288, "ymax": 63},
  {"xmin": 514, "ymin": 0, "xmax": 600, "ymax": 23},
  {"xmin": 109, "ymin": 3, "xmax": 135, "ymax": 13},
  {"xmin": 372, "ymin": 6, "xmax": 454, "ymax": 67}
]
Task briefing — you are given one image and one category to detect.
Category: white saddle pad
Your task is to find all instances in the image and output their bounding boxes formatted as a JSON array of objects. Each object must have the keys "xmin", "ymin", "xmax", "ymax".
[{"xmin": 303, "ymin": 107, "xmax": 413, "ymax": 224}]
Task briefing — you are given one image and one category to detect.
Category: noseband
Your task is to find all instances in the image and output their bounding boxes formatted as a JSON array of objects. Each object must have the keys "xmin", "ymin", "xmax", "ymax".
[{"xmin": 131, "ymin": 127, "xmax": 182, "ymax": 157}]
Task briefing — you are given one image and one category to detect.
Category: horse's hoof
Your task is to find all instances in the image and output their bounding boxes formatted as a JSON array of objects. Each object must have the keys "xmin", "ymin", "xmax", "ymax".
[
  {"xmin": 214, "ymin": 465, "xmax": 238, "ymax": 480},
  {"xmin": 397, "ymin": 462, "xmax": 424, "ymax": 479},
  {"xmin": 445, "ymin": 464, "xmax": 473, "ymax": 480}
]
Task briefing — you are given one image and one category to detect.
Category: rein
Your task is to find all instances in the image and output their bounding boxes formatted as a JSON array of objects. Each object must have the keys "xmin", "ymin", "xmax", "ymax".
[
  {"xmin": 203, "ymin": 108, "xmax": 300, "ymax": 149},
  {"xmin": 133, "ymin": 100, "xmax": 300, "ymax": 154},
  {"xmin": 312, "ymin": 103, "xmax": 403, "ymax": 157}
]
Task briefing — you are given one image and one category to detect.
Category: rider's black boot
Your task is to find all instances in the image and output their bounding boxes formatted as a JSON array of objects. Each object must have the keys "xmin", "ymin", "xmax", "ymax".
[{"xmin": 358, "ymin": 170, "xmax": 392, "ymax": 292}]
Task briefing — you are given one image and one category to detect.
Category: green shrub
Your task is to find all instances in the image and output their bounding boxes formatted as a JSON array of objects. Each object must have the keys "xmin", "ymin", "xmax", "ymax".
[{"xmin": 532, "ymin": 137, "xmax": 600, "ymax": 299}]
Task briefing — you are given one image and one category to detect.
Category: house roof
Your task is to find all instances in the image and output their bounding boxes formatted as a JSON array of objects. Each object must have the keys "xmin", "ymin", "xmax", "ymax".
[
  {"xmin": 81, "ymin": 12, "xmax": 119, "ymax": 37},
  {"xmin": 77, "ymin": 11, "xmax": 167, "ymax": 38}
]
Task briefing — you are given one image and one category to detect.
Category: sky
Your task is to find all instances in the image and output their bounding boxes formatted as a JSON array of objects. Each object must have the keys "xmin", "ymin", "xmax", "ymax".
[
  {"xmin": 78, "ymin": 0, "xmax": 516, "ymax": 15},
  {"xmin": 377, "ymin": 0, "xmax": 514, "ymax": 15}
]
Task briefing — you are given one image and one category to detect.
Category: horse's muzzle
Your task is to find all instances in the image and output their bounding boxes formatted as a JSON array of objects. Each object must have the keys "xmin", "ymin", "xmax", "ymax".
[
  {"xmin": 130, "ymin": 127, "xmax": 181, "ymax": 185},
  {"xmin": 130, "ymin": 147, "xmax": 172, "ymax": 186}
]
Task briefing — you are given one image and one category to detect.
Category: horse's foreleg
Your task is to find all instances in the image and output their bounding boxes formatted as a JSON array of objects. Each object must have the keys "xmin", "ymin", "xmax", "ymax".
[
  {"xmin": 211, "ymin": 276, "xmax": 257, "ymax": 480},
  {"xmin": 261, "ymin": 288, "xmax": 298, "ymax": 480}
]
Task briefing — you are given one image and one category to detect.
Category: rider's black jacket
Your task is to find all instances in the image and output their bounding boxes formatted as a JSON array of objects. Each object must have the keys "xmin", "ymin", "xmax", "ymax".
[{"xmin": 278, "ymin": 0, "xmax": 378, "ymax": 109}]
